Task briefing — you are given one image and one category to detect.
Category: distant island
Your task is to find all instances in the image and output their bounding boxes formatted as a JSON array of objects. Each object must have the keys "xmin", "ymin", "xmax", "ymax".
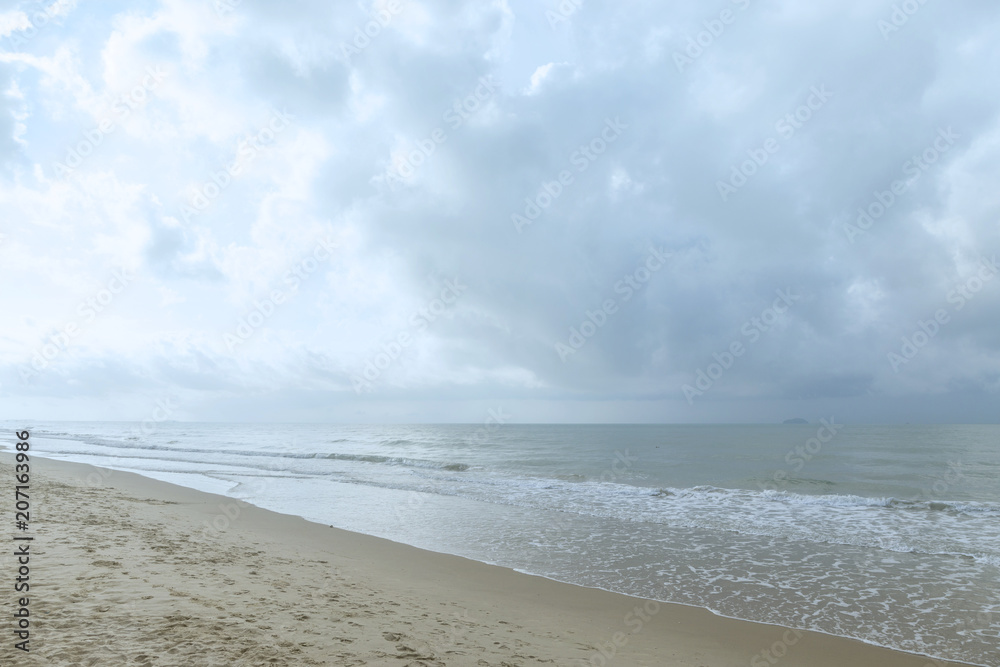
[{"xmin": 782, "ymin": 418, "xmax": 808, "ymax": 424}]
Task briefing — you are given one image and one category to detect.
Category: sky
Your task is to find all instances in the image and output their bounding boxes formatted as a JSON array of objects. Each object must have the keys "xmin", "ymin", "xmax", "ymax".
[{"xmin": 1, "ymin": 0, "xmax": 999, "ymax": 424}]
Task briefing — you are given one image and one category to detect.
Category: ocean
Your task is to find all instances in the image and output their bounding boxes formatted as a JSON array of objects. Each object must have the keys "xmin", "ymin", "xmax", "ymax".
[{"xmin": 4, "ymin": 422, "xmax": 998, "ymax": 665}]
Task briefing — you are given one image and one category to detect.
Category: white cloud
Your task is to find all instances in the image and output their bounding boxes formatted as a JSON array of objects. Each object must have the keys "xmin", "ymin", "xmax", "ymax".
[{"xmin": 1, "ymin": 0, "xmax": 1000, "ymax": 422}]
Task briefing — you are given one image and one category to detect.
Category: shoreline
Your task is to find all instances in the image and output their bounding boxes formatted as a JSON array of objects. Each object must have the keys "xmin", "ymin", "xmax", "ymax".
[{"xmin": 1, "ymin": 452, "xmax": 978, "ymax": 666}]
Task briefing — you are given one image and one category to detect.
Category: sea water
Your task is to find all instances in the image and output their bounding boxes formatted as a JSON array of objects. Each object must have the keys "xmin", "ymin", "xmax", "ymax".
[{"xmin": 4, "ymin": 422, "xmax": 998, "ymax": 665}]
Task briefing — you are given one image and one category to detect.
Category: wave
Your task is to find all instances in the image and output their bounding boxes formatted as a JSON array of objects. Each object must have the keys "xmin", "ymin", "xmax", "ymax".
[
  {"xmin": 30, "ymin": 432, "xmax": 472, "ymax": 474},
  {"xmin": 760, "ymin": 489, "xmax": 1000, "ymax": 515},
  {"xmin": 320, "ymin": 452, "xmax": 471, "ymax": 471},
  {"xmin": 26, "ymin": 430, "xmax": 999, "ymax": 568},
  {"xmin": 750, "ymin": 475, "xmax": 837, "ymax": 487},
  {"xmin": 32, "ymin": 429, "xmax": 996, "ymax": 517},
  {"xmin": 646, "ymin": 485, "xmax": 1000, "ymax": 516},
  {"xmin": 42, "ymin": 447, "xmax": 476, "ymax": 474}
]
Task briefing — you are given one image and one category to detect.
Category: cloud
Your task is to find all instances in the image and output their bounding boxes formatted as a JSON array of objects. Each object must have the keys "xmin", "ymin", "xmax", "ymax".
[{"xmin": 1, "ymin": 0, "xmax": 999, "ymax": 422}]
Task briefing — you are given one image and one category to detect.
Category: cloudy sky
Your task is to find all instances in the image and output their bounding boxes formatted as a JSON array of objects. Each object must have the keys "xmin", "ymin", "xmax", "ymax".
[{"xmin": 1, "ymin": 0, "xmax": 999, "ymax": 424}]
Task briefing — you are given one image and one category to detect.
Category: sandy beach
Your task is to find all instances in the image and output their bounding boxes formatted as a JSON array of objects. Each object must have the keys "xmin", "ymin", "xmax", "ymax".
[{"xmin": 0, "ymin": 453, "xmax": 974, "ymax": 667}]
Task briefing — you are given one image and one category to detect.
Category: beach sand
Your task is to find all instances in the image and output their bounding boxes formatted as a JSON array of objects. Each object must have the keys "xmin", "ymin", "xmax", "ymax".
[{"xmin": 0, "ymin": 453, "xmax": 973, "ymax": 666}]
